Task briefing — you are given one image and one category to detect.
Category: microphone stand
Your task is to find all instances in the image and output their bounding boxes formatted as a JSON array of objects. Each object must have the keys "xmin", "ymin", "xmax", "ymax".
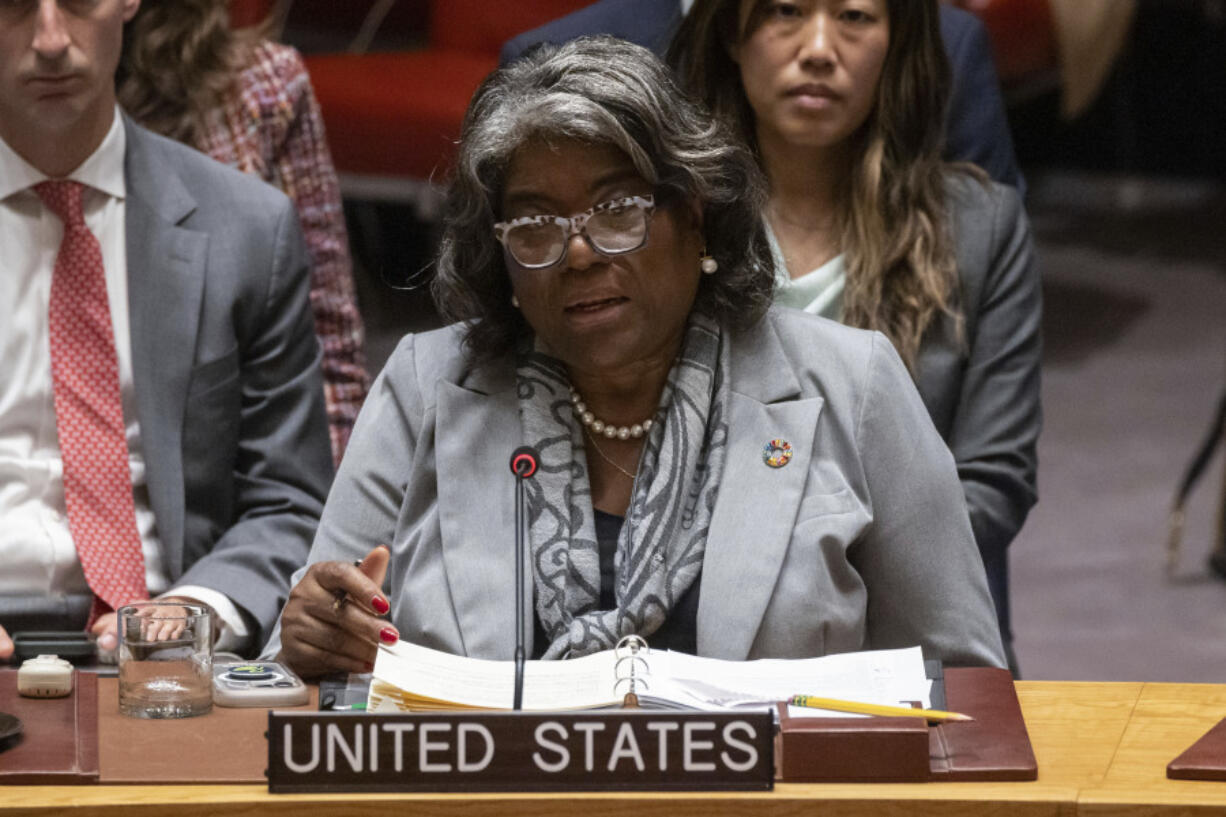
[
  {"xmin": 514, "ymin": 471, "xmax": 527, "ymax": 710},
  {"xmin": 509, "ymin": 447, "xmax": 539, "ymax": 710}
]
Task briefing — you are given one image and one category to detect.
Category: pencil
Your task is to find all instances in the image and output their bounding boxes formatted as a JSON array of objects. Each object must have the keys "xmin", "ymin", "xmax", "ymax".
[{"xmin": 787, "ymin": 694, "xmax": 974, "ymax": 722}]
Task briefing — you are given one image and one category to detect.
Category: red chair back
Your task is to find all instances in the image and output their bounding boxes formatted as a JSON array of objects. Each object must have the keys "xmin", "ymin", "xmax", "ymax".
[
  {"xmin": 952, "ymin": 0, "xmax": 1057, "ymax": 84},
  {"xmin": 228, "ymin": 0, "xmax": 275, "ymax": 29},
  {"xmin": 432, "ymin": 0, "xmax": 596, "ymax": 55},
  {"xmin": 305, "ymin": 0, "xmax": 599, "ymax": 183},
  {"xmin": 282, "ymin": 0, "xmax": 430, "ymax": 37}
]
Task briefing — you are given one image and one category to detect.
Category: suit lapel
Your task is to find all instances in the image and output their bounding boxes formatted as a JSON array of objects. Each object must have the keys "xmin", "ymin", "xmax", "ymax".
[
  {"xmin": 698, "ymin": 318, "xmax": 822, "ymax": 659},
  {"xmin": 122, "ymin": 118, "xmax": 205, "ymax": 571},
  {"xmin": 435, "ymin": 368, "xmax": 524, "ymax": 659}
]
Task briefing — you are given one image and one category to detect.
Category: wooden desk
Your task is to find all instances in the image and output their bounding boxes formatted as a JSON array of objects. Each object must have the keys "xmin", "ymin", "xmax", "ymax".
[
  {"xmin": 1080, "ymin": 683, "xmax": 1226, "ymax": 816},
  {"xmin": 1, "ymin": 681, "xmax": 1224, "ymax": 817}
]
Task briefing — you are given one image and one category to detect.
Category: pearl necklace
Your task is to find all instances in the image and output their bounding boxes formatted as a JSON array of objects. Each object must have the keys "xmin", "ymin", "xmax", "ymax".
[{"xmin": 570, "ymin": 389, "xmax": 654, "ymax": 440}]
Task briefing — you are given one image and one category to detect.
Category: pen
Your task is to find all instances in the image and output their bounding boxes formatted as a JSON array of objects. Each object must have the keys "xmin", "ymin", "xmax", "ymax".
[
  {"xmin": 787, "ymin": 694, "xmax": 974, "ymax": 722},
  {"xmin": 331, "ymin": 558, "xmax": 364, "ymax": 614}
]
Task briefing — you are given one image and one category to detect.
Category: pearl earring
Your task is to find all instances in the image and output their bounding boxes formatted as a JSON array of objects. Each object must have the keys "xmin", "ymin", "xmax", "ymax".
[
  {"xmin": 511, "ymin": 294, "xmax": 520, "ymax": 308},
  {"xmin": 700, "ymin": 249, "xmax": 718, "ymax": 275}
]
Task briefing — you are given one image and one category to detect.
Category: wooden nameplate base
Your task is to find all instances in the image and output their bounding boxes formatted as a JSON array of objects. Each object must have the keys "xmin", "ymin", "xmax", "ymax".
[{"xmin": 267, "ymin": 709, "xmax": 775, "ymax": 793}]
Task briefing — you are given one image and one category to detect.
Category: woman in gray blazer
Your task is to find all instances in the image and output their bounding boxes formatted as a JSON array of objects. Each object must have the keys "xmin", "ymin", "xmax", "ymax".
[
  {"xmin": 268, "ymin": 37, "xmax": 1004, "ymax": 678},
  {"xmin": 671, "ymin": 0, "xmax": 1042, "ymax": 671}
]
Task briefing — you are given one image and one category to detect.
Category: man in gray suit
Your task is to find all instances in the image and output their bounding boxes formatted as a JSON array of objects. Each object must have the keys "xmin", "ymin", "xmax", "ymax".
[{"xmin": 0, "ymin": 0, "xmax": 332, "ymax": 659}]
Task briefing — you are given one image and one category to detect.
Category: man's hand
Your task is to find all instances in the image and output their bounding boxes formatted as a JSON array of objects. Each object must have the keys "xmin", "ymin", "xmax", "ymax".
[
  {"xmin": 88, "ymin": 613, "xmax": 119, "ymax": 652},
  {"xmin": 0, "ymin": 625, "xmax": 12, "ymax": 661},
  {"xmin": 278, "ymin": 545, "xmax": 393, "ymax": 679},
  {"xmin": 100, "ymin": 597, "xmax": 214, "ymax": 648},
  {"xmin": 146, "ymin": 596, "xmax": 217, "ymax": 643}
]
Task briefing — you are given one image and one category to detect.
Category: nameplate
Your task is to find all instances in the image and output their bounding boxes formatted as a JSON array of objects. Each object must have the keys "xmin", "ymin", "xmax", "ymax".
[{"xmin": 267, "ymin": 710, "xmax": 774, "ymax": 792}]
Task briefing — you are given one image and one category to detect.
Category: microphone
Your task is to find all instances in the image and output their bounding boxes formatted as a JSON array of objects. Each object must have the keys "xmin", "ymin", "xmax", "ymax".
[
  {"xmin": 509, "ymin": 446, "xmax": 539, "ymax": 710},
  {"xmin": 510, "ymin": 446, "xmax": 539, "ymax": 479}
]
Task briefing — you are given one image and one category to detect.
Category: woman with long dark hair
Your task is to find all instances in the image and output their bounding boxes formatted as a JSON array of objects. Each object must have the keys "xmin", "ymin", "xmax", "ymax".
[{"xmin": 671, "ymin": 0, "xmax": 1042, "ymax": 670}]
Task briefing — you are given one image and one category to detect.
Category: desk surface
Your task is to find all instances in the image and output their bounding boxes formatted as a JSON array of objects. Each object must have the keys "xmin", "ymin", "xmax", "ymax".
[
  {"xmin": 1080, "ymin": 683, "xmax": 1226, "ymax": 816},
  {"xmin": 2, "ymin": 681, "xmax": 1225, "ymax": 817}
]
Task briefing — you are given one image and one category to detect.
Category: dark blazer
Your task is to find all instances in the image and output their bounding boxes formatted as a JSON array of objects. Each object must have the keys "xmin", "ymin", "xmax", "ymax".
[
  {"xmin": 500, "ymin": 0, "xmax": 682, "ymax": 64},
  {"xmin": 500, "ymin": 1, "xmax": 1024, "ymax": 192},
  {"xmin": 917, "ymin": 174, "xmax": 1042, "ymax": 644},
  {"xmin": 122, "ymin": 116, "xmax": 333, "ymax": 647},
  {"xmin": 939, "ymin": 6, "xmax": 1024, "ymax": 193}
]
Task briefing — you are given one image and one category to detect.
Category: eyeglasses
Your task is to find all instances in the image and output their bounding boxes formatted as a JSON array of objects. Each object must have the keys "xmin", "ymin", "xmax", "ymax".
[{"xmin": 494, "ymin": 195, "xmax": 655, "ymax": 269}]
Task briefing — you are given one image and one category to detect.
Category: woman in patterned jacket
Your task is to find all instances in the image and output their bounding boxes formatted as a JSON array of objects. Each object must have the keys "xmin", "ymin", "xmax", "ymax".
[{"xmin": 118, "ymin": 0, "xmax": 369, "ymax": 463}]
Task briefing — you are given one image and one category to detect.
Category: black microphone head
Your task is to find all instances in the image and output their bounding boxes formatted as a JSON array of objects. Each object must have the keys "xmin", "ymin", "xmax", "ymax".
[{"xmin": 510, "ymin": 446, "xmax": 540, "ymax": 479}]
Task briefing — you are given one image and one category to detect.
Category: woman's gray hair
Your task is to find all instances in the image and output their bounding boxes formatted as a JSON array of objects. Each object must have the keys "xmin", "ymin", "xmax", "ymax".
[{"xmin": 432, "ymin": 35, "xmax": 775, "ymax": 362}]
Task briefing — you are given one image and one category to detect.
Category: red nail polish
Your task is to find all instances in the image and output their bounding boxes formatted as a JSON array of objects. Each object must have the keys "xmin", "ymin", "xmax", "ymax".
[
  {"xmin": 371, "ymin": 596, "xmax": 390, "ymax": 614},
  {"xmin": 380, "ymin": 627, "xmax": 398, "ymax": 644}
]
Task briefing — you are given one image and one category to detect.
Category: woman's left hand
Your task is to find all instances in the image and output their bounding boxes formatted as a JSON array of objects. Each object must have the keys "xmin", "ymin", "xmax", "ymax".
[{"xmin": 277, "ymin": 544, "xmax": 394, "ymax": 678}]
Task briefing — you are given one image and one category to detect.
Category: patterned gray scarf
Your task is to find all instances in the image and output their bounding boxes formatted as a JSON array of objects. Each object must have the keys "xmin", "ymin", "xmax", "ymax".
[{"xmin": 517, "ymin": 314, "xmax": 729, "ymax": 659}]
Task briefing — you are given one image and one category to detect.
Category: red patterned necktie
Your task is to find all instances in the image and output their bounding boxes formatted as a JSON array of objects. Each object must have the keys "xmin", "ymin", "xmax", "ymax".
[{"xmin": 36, "ymin": 180, "xmax": 149, "ymax": 625}]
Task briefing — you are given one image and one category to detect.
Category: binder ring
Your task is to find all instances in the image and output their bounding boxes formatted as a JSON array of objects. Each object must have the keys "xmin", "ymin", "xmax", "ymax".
[
  {"xmin": 614, "ymin": 634, "xmax": 649, "ymax": 657},
  {"xmin": 613, "ymin": 657, "xmax": 651, "ymax": 695},
  {"xmin": 614, "ymin": 635, "xmax": 651, "ymax": 697}
]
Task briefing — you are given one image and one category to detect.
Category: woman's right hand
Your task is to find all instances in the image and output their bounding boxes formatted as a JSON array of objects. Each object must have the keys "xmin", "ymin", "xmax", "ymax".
[{"xmin": 277, "ymin": 544, "xmax": 396, "ymax": 678}]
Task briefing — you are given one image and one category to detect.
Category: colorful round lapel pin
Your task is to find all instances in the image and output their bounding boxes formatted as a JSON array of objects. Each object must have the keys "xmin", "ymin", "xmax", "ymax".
[{"xmin": 763, "ymin": 439, "xmax": 793, "ymax": 468}]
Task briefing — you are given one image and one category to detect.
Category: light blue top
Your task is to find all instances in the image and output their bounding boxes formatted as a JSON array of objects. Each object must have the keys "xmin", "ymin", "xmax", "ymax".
[{"xmin": 765, "ymin": 220, "xmax": 846, "ymax": 319}]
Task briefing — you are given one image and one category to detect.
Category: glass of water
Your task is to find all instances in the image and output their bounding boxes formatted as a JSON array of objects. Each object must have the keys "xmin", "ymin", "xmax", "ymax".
[{"xmin": 118, "ymin": 601, "xmax": 213, "ymax": 719}]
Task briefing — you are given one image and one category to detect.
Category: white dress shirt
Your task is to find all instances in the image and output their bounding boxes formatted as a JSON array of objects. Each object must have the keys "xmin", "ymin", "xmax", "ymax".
[{"xmin": 0, "ymin": 109, "xmax": 247, "ymax": 649}]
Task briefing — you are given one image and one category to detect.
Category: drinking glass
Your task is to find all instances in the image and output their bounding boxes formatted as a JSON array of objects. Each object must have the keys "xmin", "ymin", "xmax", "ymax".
[{"xmin": 118, "ymin": 601, "xmax": 213, "ymax": 718}]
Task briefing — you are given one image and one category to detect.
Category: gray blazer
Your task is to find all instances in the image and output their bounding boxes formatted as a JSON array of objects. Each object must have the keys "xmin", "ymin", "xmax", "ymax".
[
  {"xmin": 265, "ymin": 308, "xmax": 1005, "ymax": 668},
  {"xmin": 121, "ymin": 117, "xmax": 333, "ymax": 647},
  {"xmin": 917, "ymin": 175, "xmax": 1042, "ymax": 637}
]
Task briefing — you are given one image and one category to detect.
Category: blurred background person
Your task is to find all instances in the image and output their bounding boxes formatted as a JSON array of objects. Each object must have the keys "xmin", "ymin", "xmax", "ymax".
[
  {"xmin": 670, "ymin": 0, "xmax": 1043, "ymax": 672},
  {"xmin": 118, "ymin": 0, "xmax": 368, "ymax": 462}
]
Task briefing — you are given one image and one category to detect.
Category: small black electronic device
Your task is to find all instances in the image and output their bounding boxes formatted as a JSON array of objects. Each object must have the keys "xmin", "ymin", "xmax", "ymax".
[
  {"xmin": 0, "ymin": 712, "xmax": 22, "ymax": 754},
  {"xmin": 212, "ymin": 661, "xmax": 308, "ymax": 707},
  {"xmin": 11, "ymin": 632, "xmax": 95, "ymax": 664},
  {"xmin": 318, "ymin": 672, "xmax": 372, "ymax": 711}
]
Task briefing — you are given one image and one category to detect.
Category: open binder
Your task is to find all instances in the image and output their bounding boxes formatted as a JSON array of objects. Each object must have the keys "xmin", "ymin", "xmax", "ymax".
[
  {"xmin": 364, "ymin": 639, "xmax": 1036, "ymax": 783},
  {"xmin": 367, "ymin": 638, "xmax": 934, "ymax": 714}
]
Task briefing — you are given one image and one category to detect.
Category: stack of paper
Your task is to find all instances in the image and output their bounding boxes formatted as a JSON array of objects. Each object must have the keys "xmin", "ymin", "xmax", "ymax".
[{"xmin": 367, "ymin": 640, "xmax": 932, "ymax": 716}]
